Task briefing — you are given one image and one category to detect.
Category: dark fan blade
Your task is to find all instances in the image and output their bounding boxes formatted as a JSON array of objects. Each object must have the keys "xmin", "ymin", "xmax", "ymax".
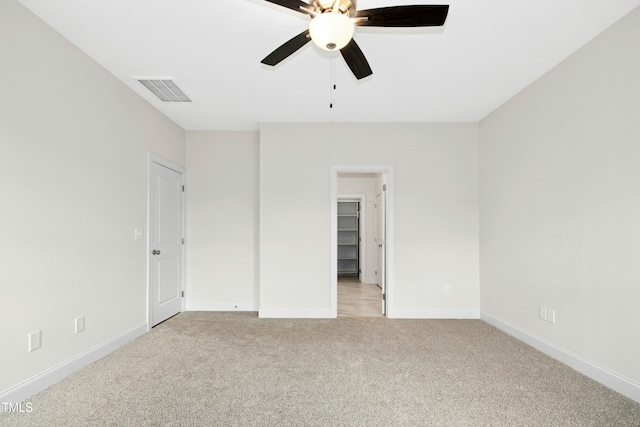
[
  {"xmin": 355, "ymin": 5, "xmax": 449, "ymax": 27},
  {"xmin": 340, "ymin": 39, "xmax": 372, "ymax": 80},
  {"xmin": 261, "ymin": 30, "xmax": 311, "ymax": 66},
  {"xmin": 263, "ymin": 0, "xmax": 312, "ymax": 15}
]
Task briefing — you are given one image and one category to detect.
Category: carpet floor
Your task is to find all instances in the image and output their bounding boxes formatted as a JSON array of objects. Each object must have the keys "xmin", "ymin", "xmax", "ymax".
[{"xmin": 1, "ymin": 312, "xmax": 639, "ymax": 426}]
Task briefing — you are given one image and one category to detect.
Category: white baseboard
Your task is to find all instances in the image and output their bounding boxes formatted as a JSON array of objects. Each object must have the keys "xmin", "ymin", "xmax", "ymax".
[
  {"xmin": 391, "ymin": 309, "xmax": 480, "ymax": 319},
  {"xmin": 363, "ymin": 276, "xmax": 377, "ymax": 285},
  {"xmin": 258, "ymin": 309, "xmax": 334, "ymax": 319},
  {"xmin": 259, "ymin": 308, "xmax": 480, "ymax": 319},
  {"xmin": 0, "ymin": 323, "xmax": 147, "ymax": 409},
  {"xmin": 481, "ymin": 312, "xmax": 640, "ymax": 404},
  {"xmin": 185, "ymin": 302, "xmax": 259, "ymax": 312}
]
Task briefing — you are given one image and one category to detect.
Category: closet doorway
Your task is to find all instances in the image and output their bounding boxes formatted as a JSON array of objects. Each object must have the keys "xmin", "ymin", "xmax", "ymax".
[
  {"xmin": 332, "ymin": 167, "xmax": 394, "ymax": 318},
  {"xmin": 337, "ymin": 195, "xmax": 380, "ymax": 317}
]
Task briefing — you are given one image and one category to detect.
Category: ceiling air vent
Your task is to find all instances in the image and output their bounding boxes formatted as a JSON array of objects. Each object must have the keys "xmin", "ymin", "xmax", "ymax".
[{"xmin": 137, "ymin": 79, "xmax": 191, "ymax": 102}]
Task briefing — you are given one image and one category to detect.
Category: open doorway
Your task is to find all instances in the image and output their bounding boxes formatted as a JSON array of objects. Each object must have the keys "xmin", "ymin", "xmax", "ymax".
[
  {"xmin": 337, "ymin": 195, "xmax": 379, "ymax": 317},
  {"xmin": 330, "ymin": 166, "xmax": 394, "ymax": 318}
]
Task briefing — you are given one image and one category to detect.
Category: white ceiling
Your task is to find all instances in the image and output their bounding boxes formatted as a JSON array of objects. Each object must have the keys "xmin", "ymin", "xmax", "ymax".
[{"xmin": 18, "ymin": 0, "xmax": 640, "ymax": 130}]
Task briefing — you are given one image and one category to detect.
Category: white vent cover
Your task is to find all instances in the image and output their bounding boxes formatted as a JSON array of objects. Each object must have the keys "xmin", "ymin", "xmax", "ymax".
[{"xmin": 137, "ymin": 79, "xmax": 191, "ymax": 102}]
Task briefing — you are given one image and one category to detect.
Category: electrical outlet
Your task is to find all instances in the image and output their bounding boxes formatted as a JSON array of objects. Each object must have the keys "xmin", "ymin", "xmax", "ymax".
[
  {"xmin": 539, "ymin": 306, "xmax": 547, "ymax": 320},
  {"xmin": 28, "ymin": 330, "xmax": 41, "ymax": 352},
  {"xmin": 75, "ymin": 316, "xmax": 85, "ymax": 333},
  {"xmin": 444, "ymin": 286, "xmax": 451, "ymax": 295},
  {"xmin": 539, "ymin": 306, "xmax": 556, "ymax": 323},
  {"xmin": 547, "ymin": 309, "xmax": 556, "ymax": 324}
]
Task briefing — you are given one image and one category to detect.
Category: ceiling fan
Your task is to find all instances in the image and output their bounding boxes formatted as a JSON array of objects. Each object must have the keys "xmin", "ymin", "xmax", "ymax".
[{"xmin": 260, "ymin": 0, "xmax": 449, "ymax": 80}]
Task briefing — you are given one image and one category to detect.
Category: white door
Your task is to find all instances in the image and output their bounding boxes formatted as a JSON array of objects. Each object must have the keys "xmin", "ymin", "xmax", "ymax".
[
  {"xmin": 149, "ymin": 161, "xmax": 184, "ymax": 327},
  {"xmin": 375, "ymin": 188, "xmax": 386, "ymax": 315}
]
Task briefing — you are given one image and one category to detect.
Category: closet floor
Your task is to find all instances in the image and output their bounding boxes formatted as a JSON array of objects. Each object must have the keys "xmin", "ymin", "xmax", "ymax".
[{"xmin": 337, "ymin": 278, "xmax": 383, "ymax": 317}]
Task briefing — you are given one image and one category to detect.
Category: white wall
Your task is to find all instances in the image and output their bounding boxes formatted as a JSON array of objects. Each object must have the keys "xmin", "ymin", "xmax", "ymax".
[
  {"xmin": 185, "ymin": 131, "xmax": 260, "ymax": 311},
  {"xmin": 260, "ymin": 123, "xmax": 479, "ymax": 318},
  {"xmin": 337, "ymin": 174, "xmax": 379, "ymax": 284},
  {"xmin": 0, "ymin": 0, "xmax": 185, "ymax": 397},
  {"xmin": 480, "ymin": 5, "xmax": 640, "ymax": 390}
]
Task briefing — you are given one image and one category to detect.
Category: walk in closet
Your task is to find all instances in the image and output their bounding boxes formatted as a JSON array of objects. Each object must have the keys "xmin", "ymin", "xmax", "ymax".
[{"xmin": 337, "ymin": 201, "xmax": 359, "ymax": 277}]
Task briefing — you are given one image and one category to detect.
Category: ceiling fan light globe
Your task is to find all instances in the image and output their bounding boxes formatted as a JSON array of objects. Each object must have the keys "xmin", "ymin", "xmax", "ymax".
[{"xmin": 309, "ymin": 13, "xmax": 354, "ymax": 51}]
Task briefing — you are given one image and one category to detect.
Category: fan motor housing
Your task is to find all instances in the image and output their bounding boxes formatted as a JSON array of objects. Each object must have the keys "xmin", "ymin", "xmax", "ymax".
[{"xmin": 312, "ymin": 0, "xmax": 357, "ymax": 17}]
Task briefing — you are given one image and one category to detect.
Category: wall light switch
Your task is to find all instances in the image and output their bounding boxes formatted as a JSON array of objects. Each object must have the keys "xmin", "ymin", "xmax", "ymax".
[
  {"xmin": 134, "ymin": 228, "xmax": 144, "ymax": 241},
  {"xmin": 75, "ymin": 316, "xmax": 85, "ymax": 333},
  {"xmin": 28, "ymin": 330, "xmax": 41, "ymax": 352}
]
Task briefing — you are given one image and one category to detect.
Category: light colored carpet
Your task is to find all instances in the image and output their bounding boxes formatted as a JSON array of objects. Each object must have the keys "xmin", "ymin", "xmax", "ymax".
[{"xmin": 1, "ymin": 312, "xmax": 639, "ymax": 426}]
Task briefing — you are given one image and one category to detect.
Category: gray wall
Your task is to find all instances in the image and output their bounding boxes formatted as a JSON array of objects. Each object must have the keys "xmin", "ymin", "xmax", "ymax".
[
  {"xmin": 185, "ymin": 131, "xmax": 260, "ymax": 311},
  {"xmin": 480, "ymin": 6, "xmax": 640, "ymax": 386},
  {"xmin": 259, "ymin": 123, "xmax": 480, "ymax": 317},
  {"xmin": 0, "ymin": 0, "xmax": 185, "ymax": 394},
  {"xmin": 183, "ymin": 124, "xmax": 480, "ymax": 319}
]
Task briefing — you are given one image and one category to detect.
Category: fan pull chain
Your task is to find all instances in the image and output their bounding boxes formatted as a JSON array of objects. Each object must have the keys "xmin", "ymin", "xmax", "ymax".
[{"xmin": 329, "ymin": 58, "xmax": 336, "ymax": 109}]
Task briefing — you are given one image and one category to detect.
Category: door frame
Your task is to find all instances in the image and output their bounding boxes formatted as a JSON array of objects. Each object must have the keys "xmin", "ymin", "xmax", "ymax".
[
  {"xmin": 147, "ymin": 153, "xmax": 186, "ymax": 330},
  {"xmin": 375, "ymin": 189, "xmax": 386, "ymax": 315},
  {"xmin": 330, "ymin": 165, "xmax": 395, "ymax": 318},
  {"xmin": 337, "ymin": 194, "xmax": 365, "ymax": 283}
]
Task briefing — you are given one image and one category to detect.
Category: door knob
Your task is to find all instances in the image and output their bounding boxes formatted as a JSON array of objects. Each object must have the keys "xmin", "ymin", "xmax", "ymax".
[{"xmin": 153, "ymin": 250, "xmax": 161, "ymax": 255}]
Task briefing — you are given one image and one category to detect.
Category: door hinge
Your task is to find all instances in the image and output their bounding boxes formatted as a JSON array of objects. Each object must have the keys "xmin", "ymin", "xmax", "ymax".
[
  {"xmin": 182, "ymin": 185, "xmax": 185, "ymax": 192},
  {"xmin": 382, "ymin": 293, "xmax": 386, "ymax": 301},
  {"xmin": 375, "ymin": 270, "xmax": 378, "ymax": 275},
  {"xmin": 181, "ymin": 291, "xmax": 184, "ymax": 298},
  {"xmin": 182, "ymin": 238, "xmax": 185, "ymax": 244},
  {"xmin": 383, "ymin": 184, "xmax": 386, "ymax": 191}
]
